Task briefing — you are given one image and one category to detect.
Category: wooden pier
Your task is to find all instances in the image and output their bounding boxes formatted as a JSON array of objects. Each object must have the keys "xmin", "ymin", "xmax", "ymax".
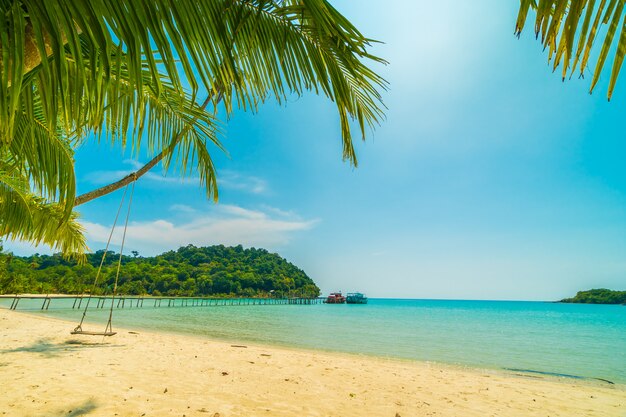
[{"xmin": 0, "ymin": 294, "xmax": 323, "ymax": 311}]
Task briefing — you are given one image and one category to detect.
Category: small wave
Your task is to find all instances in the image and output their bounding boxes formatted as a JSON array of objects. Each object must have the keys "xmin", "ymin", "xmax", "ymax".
[{"xmin": 505, "ymin": 368, "xmax": 614, "ymax": 384}]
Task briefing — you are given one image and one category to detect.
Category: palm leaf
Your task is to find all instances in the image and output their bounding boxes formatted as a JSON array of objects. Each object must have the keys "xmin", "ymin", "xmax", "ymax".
[
  {"xmin": 10, "ymin": 94, "xmax": 76, "ymax": 218},
  {"xmin": 0, "ymin": 0, "xmax": 388, "ymax": 257},
  {"xmin": 2, "ymin": 0, "xmax": 386, "ymax": 163},
  {"xmin": 0, "ymin": 166, "xmax": 87, "ymax": 258},
  {"xmin": 517, "ymin": 0, "xmax": 626, "ymax": 99}
]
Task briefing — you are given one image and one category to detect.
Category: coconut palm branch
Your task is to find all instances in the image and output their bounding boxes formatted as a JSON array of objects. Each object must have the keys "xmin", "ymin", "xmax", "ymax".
[
  {"xmin": 2, "ymin": 48, "xmax": 222, "ymax": 253},
  {"xmin": 3, "ymin": 39, "xmax": 223, "ymax": 223},
  {"xmin": 1, "ymin": 0, "xmax": 386, "ymax": 255},
  {"xmin": 9, "ymin": 92, "xmax": 77, "ymax": 219},
  {"xmin": 516, "ymin": 0, "xmax": 626, "ymax": 99},
  {"xmin": 2, "ymin": 40, "xmax": 224, "ymax": 250},
  {"xmin": 0, "ymin": 163, "xmax": 87, "ymax": 257},
  {"xmin": 2, "ymin": 0, "xmax": 386, "ymax": 163},
  {"xmin": 77, "ymin": 45, "xmax": 224, "ymax": 203}
]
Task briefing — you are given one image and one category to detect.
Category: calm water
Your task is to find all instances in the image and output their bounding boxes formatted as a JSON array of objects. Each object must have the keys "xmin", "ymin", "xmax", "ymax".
[{"xmin": 2, "ymin": 298, "xmax": 625, "ymax": 384}]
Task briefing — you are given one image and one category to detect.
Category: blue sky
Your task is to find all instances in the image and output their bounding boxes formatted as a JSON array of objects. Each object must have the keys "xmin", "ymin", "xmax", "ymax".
[{"xmin": 7, "ymin": 1, "xmax": 626, "ymax": 300}]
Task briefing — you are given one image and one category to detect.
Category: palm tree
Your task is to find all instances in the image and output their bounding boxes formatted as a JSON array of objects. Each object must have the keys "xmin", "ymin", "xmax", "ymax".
[
  {"xmin": 0, "ymin": 0, "xmax": 387, "ymax": 256},
  {"xmin": 516, "ymin": 1, "xmax": 626, "ymax": 99}
]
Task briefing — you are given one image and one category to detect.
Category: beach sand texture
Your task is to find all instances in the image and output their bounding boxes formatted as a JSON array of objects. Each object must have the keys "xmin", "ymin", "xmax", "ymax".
[{"xmin": 0, "ymin": 309, "xmax": 624, "ymax": 417}]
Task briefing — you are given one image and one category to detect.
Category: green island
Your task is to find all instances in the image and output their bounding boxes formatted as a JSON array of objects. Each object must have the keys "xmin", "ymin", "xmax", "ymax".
[
  {"xmin": 0, "ymin": 245, "xmax": 320, "ymax": 298},
  {"xmin": 560, "ymin": 289, "xmax": 626, "ymax": 305}
]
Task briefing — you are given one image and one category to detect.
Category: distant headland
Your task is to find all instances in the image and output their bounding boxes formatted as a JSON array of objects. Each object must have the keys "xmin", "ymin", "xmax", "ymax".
[{"xmin": 560, "ymin": 289, "xmax": 626, "ymax": 305}]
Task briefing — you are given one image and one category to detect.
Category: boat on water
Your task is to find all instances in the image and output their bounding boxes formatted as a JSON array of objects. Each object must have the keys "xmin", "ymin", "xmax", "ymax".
[
  {"xmin": 324, "ymin": 292, "xmax": 346, "ymax": 304},
  {"xmin": 346, "ymin": 292, "xmax": 368, "ymax": 304}
]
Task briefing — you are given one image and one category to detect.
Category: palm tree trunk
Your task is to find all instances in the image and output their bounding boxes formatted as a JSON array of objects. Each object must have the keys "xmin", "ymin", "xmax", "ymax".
[
  {"xmin": 74, "ymin": 95, "xmax": 213, "ymax": 207},
  {"xmin": 24, "ymin": 23, "xmax": 54, "ymax": 75}
]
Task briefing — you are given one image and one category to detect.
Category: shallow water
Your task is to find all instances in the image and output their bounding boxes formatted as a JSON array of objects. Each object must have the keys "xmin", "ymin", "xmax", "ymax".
[{"xmin": 2, "ymin": 298, "xmax": 625, "ymax": 384}]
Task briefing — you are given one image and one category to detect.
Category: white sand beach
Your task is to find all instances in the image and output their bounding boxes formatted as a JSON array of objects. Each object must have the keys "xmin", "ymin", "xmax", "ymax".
[{"xmin": 0, "ymin": 309, "xmax": 623, "ymax": 417}]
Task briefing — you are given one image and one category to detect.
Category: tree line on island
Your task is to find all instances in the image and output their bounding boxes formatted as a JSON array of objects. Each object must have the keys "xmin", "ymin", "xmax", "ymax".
[
  {"xmin": 561, "ymin": 289, "xmax": 626, "ymax": 305},
  {"xmin": 0, "ymin": 245, "xmax": 320, "ymax": 298}
]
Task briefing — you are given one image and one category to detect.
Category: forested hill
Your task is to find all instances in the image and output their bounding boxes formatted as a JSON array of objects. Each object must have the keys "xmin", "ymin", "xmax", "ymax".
[
  {"xmin": 561, "ymin": 289, "xmax": 626, "ymax": 305},
  {"xmin": 0, "ymin": 245, "xmax": 320, "ymax": 298}
]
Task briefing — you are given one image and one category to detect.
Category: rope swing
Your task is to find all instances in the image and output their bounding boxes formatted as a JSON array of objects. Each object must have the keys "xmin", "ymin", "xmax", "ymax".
[{"xmin": 71, "ymin": 180, "xmax": 136, "ymax": 337}]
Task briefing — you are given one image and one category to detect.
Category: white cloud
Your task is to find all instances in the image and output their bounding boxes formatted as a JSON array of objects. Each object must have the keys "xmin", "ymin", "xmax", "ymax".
[
  {"xmin": 83, "ymin": 169, "xmax": 134, "ymax": 185},
  {"xmin": 83, "ymin": 159, "xmax": 199, "ymax": 186},
  {"xmin": 83, "ymin": 163, "xmax": 266, "ymax": 193},
  {"xmin": 81, "ymin": 205, "xmax": 318, "ymax": 256},
  {"xmin": 259, "ymin": 205, "xmax": 299, "ymax": 219},
  {"xmin": 219, "ymin": 204, "xmax": 267, "ymax": 220},
  {"xmin": 144, "ymin": 172, "xmax": 200, "ymax": 184},
  {"xmin": 122, "ymin": 159, "xmax": 143, "ymax": 170},
  {"xmin": 169, "ymin": 204, "xmax": 197, "ymax": 214},
  {"xmin": 218, "ymin": 170, "xmax": 268, "ymax": 194}
]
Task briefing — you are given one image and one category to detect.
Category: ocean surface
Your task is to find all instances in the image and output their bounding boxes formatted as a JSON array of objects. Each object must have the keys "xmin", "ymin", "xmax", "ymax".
[{"xmin": 2, "ymin": 298, "xmax": 625, "ymax": 384}]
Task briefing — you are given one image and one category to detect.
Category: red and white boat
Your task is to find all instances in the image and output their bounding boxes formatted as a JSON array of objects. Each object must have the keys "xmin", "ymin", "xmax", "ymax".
[{"xmin": 324, "ymin": 292, "xmax": 346, "ymax": 304}]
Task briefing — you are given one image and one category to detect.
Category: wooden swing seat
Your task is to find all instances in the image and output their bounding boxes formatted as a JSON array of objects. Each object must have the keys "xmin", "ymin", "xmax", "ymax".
[{"xmin": 71, "ymin": 330, "xmax": 117, "ymax": 336}]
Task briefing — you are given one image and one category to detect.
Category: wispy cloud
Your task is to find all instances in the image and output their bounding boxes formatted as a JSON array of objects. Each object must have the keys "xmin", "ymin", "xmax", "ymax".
[
  {"xmin": 218, "ymin": 170, "xmax": 268, "ymax": 195},
  {"xmin": 259, "ymin": 205, "xmax": 300, "ymax": 220},
  {"xmin": 82, "ymin": 159, "xmax": 199, "ymax": 186},
  {"xmin": 83, "ymin": 169, "xmax": 134, "ymax": 185},
  {"xmin": 123, "ymin": 159, "xmax": 143, "ymax": 170},
  {"xmin": 83, "ymin": 163, "xmax": 266, "ymax": 193},
  {"xmin": 219, "ymin": 204, "xmax": 267, "ymax": 219},
  {"xmin": 169, "ymin": 204, "xmax": 197, "ymax": 214},
  {"xmin": 81, "ymin": 205, "xmax": 318, "ymax": 256}
]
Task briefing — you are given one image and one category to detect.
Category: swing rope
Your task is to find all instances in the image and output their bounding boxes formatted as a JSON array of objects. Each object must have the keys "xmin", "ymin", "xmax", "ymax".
[
  {"xmin": 71, "ymin": 180, "xmax": 135, "ymax": 336},
  {"xmin": 103, "ymin": 180, "xmax": 135, "ymax": 336}
]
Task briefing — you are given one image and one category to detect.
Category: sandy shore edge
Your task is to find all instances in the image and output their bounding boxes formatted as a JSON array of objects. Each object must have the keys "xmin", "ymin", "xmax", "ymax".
[{"xmin": 1, "ymin": 308, "xmax": 624, "ymax": 416}]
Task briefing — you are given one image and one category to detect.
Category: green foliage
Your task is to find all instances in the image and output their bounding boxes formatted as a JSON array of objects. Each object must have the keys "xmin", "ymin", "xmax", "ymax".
[
  {"xmin": 1, "ymin": 0, "xmax": 386, "ymax": 257},
  {"xmin": 516, "ymin": 1, "xmax": 626, "ymax": 99},
  {"xmin": 1, "ymin": 1, "xmax": 386, "ymax": 157},
  {"xmin": 0, "ymin": 244, "xmax": 320, "ymax": 298},
  {"xmin": 561, "ymin": 288, "xmax": 626, "ymax": 304}
]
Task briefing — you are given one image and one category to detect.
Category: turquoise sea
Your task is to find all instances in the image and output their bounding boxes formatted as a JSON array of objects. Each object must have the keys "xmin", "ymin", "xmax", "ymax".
[{"xmin": 2, "ymin": 298, "xmax": 625, "ymax": 384}]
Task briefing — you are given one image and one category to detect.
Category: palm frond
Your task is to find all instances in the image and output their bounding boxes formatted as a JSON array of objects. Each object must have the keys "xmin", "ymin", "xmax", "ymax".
[
  {"xmin": 0, "ymin": 167, "xmax": 87, "ymax": 258},
  {"xmin": 0, "ymin": 0, "xmax": 388, "ymax": 258},
  {"xmin": 166, "ymin": 128, "xmax": 220, "ymax": 203},
  {"xmin": 516, "ymin": 0, "xmax": 626, "ymax": 99},
  {"xmin": 9, "ymin": 93, "xmax": 76, "ymax": 218},
  {"xmin": 2, "ymin": 0, "xmax": 386, "ymax": 164},
  {"xmin": 90, "ymin": 46, "xmax": 224, "ymax": 201}
]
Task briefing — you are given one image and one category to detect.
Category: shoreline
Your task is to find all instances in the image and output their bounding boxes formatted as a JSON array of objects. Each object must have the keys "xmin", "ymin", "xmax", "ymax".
[
  {"xmin": 6, "ymin": 303, "xmax": 624, "ymax": 387},
  {"xmin": 68, "ymin": 316, "xmax": 626, "ymax": 388},
  {"xmin": 1, "ymin": 309, "xmax": 624, "ymax": 416}
]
